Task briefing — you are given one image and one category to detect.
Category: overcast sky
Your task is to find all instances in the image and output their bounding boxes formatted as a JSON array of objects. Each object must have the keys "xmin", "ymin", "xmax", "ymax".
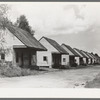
[{"xmin": 5, "ymin": 2, "xmax": 100, "ymax": 54}]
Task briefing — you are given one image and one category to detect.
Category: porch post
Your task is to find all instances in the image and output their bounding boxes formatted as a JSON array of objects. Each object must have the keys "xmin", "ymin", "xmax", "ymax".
[
  {"xmin": 49, "ymin": 53, "xmax": 52, "ymax": 68},
  {"xmin": 12, "ymin": 48, "xmax": 16, "ymax": 66}
]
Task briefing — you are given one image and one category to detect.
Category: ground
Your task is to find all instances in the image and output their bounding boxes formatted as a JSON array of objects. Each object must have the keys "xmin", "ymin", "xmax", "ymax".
[
  {"xmin": 85, "ymin": 71, "xmax": 100, "ymax": 88},
  {"xmin": 0, "ymin": 65, "xmax": 100, "ymax": 88}
]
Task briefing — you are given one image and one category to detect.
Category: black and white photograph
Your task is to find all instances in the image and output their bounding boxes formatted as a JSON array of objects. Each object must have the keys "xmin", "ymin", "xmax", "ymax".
[{"xmin": 0, "ymin": 2, "xmax": 100, "ymax": 89}]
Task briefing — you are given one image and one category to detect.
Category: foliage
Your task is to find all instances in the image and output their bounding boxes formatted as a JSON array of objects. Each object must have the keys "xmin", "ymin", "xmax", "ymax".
[
  {"xmin": 0, "ymin": 62, "xmax": 40, "ymax": 77},
  {"xmin": 21, "ymin": 68, "xmax": 31, "ymax": 76},
  {"xmin": 0, "ymin": 4, "xmax": 10, "ymax": 29},
  {"xmin": 15, "ymin": 15, "xmax": 35, "ymax": 35},
  {"xmin": 0, "ymin": 4, "xmax": 10, "ymax": 55}
]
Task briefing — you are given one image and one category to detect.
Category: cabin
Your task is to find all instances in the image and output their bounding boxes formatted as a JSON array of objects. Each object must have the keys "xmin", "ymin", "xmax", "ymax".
[
  {"xmin": 61, "ymin": 44, "xmax": 80, "ymax": 67},
  {"xmin": 37, "ymin": 37, "xmax": 69, "ymax": 68},
  {"xmin": 73, "ymin": 48, "xmax": 87, "ymax": 65},
  {"xmin": 91, "ymin": 53, "xmax": 100, "ymax": 64},
  {"xmin": 85, "ymin": 52, "xmax": 94, "ymax": 64},
  {"xmin": 80, "ymin": 50, "xmax": 91, "ymax": 65},
  {"xmin": 89, "ymin": 53, "xmax": 95, "ymax": 64},
  {"xmin": 0, "ymin": 24, "xmax": 47, "ymax": 68},
  {"xmin": 90, "ymin": 53, "xmax": 98, "ymax": 64}
]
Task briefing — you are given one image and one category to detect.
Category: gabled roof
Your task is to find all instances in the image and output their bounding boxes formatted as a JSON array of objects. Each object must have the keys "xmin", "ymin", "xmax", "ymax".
[
  {"xmin": 90, "ymin": 53, "xmax": 97, "ymax": 59},
  {"xmin": 91, "ymin": 53, "xmax": 100, "ymax": 60},
  {"xmin": 74, "ymin": 48, "xmax": 87, "ymax": 58},
  {"xmin": 86, "ymin": 52, "xmax": 93, "ymax": 59},
  {"xmin": 40, "ymin": 37, "xmax": 69, "ymax": 54},
  {"xmin": 61, "ymin": 44, "xmax": 80, "ymax": 57},
  {"xmin": 89, "ymin": 53, "xmax": 95, "ymax": 59},
  {"xmin": 84, "ymin": 51, "xmax": 91, "ymax": 59},
  {"xmin": 80, "ymin": 50, "xmax": 90, "ymax": 58},
  {"xmin": 6, "ymin": 24, "xmax": 47, "ymax": 51},
  {"xmin": 73, "ymin": 48, "xmax": 84, "ymax": 57}
]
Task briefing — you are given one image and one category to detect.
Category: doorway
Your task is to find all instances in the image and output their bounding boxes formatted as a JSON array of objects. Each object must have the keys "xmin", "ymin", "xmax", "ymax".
[{"xmin": 52, "ymin": 53, "xmax": 61, "ymax": 68}]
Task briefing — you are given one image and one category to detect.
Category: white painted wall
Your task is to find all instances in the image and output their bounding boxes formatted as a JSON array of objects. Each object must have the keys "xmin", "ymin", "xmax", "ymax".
[
  {"xmin": 0, "ymin": 28, "xmax": 24, "ymax": 62},
  {"xmin": 61, "ymin": 45, "xmax": 74, "ymax": 55},
  {"xmin": 75, "ymin": 57, "xmax": 80, "ymax": 65},
  {"xmin": 37, "ymin": 51, "xmax": 52, "ymax": 68},
  {"xmin": 83, "ymin": 58, "xmax": 86, "ymax": 64},
  {"xmin": 39, "ymin": 38, "xmax": 59, "ymax": 53},
  {"xmin": 37, "ymin": 38, "xmax": 60, "ymax": 68},
  {"xmin": 88, "ymin": 58, "xmax": 91, "ymax": 64},
  {"xmin": 61, "ymin": 54, "xmax": 69, "ymax": 66},
  {"xmin": 92, "ymin": 59, "xmax": 95, "ymax": 64}
]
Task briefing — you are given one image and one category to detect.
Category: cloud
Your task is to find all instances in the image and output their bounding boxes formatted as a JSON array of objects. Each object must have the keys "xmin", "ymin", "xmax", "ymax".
[
  {"xmin": 7, "ymin": 3, "xmax": 100, "ymax": 38},
  {"xmin": 63, "ymin": 5, "xmax": 86, "ymax": 20},
  {"xmin": 3, "ymin": 2, "xmax": 100, "ymax": 54}
]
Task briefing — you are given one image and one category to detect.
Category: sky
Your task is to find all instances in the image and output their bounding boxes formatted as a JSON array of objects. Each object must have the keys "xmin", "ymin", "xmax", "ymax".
[{"xmin": 4, "ymin": 2, "xmax": 100, "ymax": 55}]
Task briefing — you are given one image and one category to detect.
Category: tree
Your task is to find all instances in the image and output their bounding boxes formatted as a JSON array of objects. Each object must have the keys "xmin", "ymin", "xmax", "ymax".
[
  {"xmin": 15, "ymin": 15, "xmax": 35, "ymax": 35},
  {"xmin": 0, "ymin": 4, "xmax": 10, "ymax": 54}
]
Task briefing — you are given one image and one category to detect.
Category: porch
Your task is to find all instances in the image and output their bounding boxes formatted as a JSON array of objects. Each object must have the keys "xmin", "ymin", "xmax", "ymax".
[
  {"xmin": 13, "ymin": 47, "xmax": 37, "ymax": 69},
  {"xmin": 69, "ymin": 56, "xmax": 77, "ymax": 67}
]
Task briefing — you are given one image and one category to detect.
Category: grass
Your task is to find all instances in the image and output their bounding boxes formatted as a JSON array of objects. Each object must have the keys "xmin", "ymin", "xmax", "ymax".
[
  {"xmin": 0, "ymin": 62, "xmax": 47, "ymax": 77},
  {"xmin": 85, "ymin": 73, "xmax": 100, "ymax": 88}
]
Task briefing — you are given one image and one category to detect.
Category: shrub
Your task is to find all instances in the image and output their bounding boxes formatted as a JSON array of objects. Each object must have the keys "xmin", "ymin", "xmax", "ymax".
[
  {"xmin": 21, "ymin": 68, "xmax": 31, "ymax": 76},
  {"xmin": 0, "ymin": 65, "xmax": 33, "ymax": 77},
  {"xmin": 30, "ymin": 65, "xmax": 39, "ymax": 70},
  {"xmin": 1, "ymin": 65, "xmax": 22, "ymax": 77},
  {"xmin": 0, "ymin": 61, "xmax": 41, "ymax": 77},
  {"xmin": 60, "ymin": 65, "xmax": 70, "ymax": 69}
]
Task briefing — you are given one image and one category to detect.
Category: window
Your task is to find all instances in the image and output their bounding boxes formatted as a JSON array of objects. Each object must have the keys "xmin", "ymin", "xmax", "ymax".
[
  {"xmin": 43, "ymin": 56, "xmax": 47, "ymax": 61},
  {"xmin": 1, "ymin": 54, "xmax": 5, "ymax": 60},
  {"xmin": 63, "ymin": 58, "xmax": 66, "ymax": 62}
]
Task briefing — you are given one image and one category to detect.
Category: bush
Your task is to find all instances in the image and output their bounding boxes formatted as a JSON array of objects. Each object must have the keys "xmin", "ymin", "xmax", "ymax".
[
  {"xmin": 21, "ymin": 68, "xmax": 31, "ymax": 76},
  {"xmin": 0, "ymin": 65, "xmax": 33, "ymax": 77},
  {"xmin": 60, "ymin": 65, "xmax": 70, "ymax": 69},
  {"xmin": 30, "ymin": 65, "xmax": 39, "ymax": 70},
  {"xmin": 1, "ymin": 65, "xmax": 22, "ymax": 77},
  {"xmin": 0, "ymin": 62, "xmax": 41, "ymax": 77}
]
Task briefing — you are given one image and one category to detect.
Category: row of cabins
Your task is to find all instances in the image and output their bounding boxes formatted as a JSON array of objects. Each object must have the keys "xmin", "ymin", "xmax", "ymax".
[{"xmin": 0, "ymin": 23, "xmax": 100, "ymax": 69}]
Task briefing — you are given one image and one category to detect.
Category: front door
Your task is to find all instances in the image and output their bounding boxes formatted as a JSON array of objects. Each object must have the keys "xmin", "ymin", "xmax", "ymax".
[
  {"xmin": 23, "ymin": 53, "xmax": 29, "ymax": 67},
  {"xmin": 52, "ymin": 54, "xmax": 61, "ymax": 68},
  {"xmin": 31, "ymin": 54, "xmax": 37, "ymax": 66},
  {"xmin": 69, "ymin": 56, "xmax": 75, "ymax": 67},
  {"xmin": 80, "ymin": 57, "xmax": 84, "ymax": 65}
]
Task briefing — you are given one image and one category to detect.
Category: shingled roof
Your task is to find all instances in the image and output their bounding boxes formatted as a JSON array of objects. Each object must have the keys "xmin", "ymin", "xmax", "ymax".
[
  {"xmin": 90, "ymin": 53, "xmax": 96, "ymax": 59},
  {"xmin": 86, "ymin": 52, "xmax": 93, "ymax": 59},
  {"xmin": 61, "ymin": 44, "xmax": 80, "ymax": 57},
  {"xmin": 74, "ymin": 48, "xmax": 84, "ymax": 57},
  {"xmin": 40, "ymin": 37, "xmax": 69, "ymax": 54},
  {"xmin": 74, "ymin": 48, "xmax": 87, "ymax": 58},
  {"xmin": 91, "ymin": 53, "xmax": 98, "ymax": 59},
  {"xmin": 80, "ymin": 50, "xmax": 90, "ymax": 58},
  {"xmin": 6, "ymin": 24, "xmax": 47, "ymax": 51}
]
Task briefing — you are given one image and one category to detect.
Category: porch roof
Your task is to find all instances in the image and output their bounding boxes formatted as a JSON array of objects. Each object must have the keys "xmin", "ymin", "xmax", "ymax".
[{"xmin": 6, "ymin": 24, "xmax": 47, "ymax": 51}]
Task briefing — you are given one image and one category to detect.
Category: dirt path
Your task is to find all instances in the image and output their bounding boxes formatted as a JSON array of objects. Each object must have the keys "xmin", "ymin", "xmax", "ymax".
[{"xmin": 0, "ymin": 65, "xmax": 100, "ymax": 88}]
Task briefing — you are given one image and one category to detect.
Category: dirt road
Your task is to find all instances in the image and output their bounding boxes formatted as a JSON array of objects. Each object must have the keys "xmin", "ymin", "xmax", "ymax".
[{"xmin": 0, "ymin": 65, "xmax": 100, "ymax": 88}]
